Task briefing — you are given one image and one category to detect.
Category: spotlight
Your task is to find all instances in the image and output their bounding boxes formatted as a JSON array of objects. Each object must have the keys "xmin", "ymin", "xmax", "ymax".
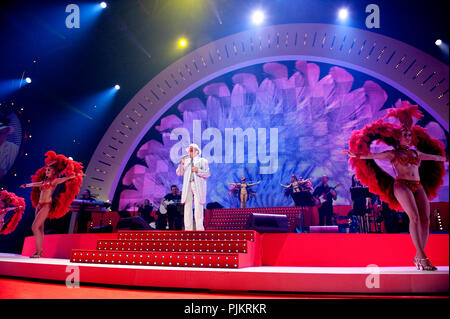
[
  {"xmin": 100, "ymin": 2, "xmax": 107, "ymax": 8},
  {"xmin": 178, "ymin": 38, "xmax": 188, "ymax": 47},
  {"xmin": 251, "ymin": 10, "xmax": 265, "ymax": 25},
  {"xmin": 435, "ymin": 39, "xmax": 442, "ymax": 46},
  {"xmin": 25, "ymin": 77, "xmax": 32, "ymax": 84},
  {"xmin": 114, "ymin": 84, "xmax": 120, "ymax": 90},
  {"xmin": 338, "ymin": 8, "xmax": 349, "ymax": 21}
]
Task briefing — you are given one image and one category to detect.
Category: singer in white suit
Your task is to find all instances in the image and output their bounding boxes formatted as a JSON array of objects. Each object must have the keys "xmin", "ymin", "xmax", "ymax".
[{"xmin": 176, "ymin": 144, "xmax": 210, "ymax": 231}]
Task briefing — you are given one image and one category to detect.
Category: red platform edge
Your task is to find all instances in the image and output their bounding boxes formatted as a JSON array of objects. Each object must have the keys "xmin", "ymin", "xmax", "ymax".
[
  {"xmin": 21, "ymin": 232, "xmax": 448, "ymax": 267},
  {"xmin": 261, "ymin": 233, "xmax": 449, "ymax": 267}
]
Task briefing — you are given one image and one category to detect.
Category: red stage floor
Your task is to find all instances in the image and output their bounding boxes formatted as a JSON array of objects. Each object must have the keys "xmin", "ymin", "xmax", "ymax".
[
  {"xmin": 0, "ymin": 253, "xmax": 448, "ymax": 294},
  {"xmin": 0, "ymin": 276, "xmax": 446, "ymax": 299}
]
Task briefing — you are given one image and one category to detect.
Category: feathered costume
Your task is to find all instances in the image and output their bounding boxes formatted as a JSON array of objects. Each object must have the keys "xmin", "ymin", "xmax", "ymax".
[
  {"xmin": 0, "ymin": 190, "xmax": 25, "ymax": 235},
  {"xmin": 31, "ymin": 151, "xmax": 84, "ymax": 219},
  {"xmin": 348, "ymin": 101, "xmax": 446, "ymax": 211},
  {"xmin": 229, "ymin": 183, "xmax": 257, "ymax": 198},
  {"xmin": 283, "ymin": 179, "xmax": 313, "ymax": 197}
]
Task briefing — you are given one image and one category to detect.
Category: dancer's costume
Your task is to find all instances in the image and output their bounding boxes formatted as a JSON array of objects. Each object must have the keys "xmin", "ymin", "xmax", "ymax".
[
  {"xmin": 31, "ymin": 151, "xmax": 84, "ymax": 219},
  {"xmin": 347, "ymin": 101, "xmax": 446, "ymax": 211},
  {"xmin": 0, "ymin": 190, "xmax": 25, "ymax": 235},
  {"xmin": 229, "ymin": 182, "xmax": 257, "ymax": 202}
]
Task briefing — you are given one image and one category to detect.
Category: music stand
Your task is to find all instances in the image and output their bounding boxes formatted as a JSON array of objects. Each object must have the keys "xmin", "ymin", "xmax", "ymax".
[{"xmin": 295, "ymin": 191, "xmax": 315, "ymax": 232}]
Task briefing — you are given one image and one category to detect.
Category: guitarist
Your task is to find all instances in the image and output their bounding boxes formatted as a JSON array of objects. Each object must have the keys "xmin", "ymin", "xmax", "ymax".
[
  {"xmin": 160, "ymin": 185, "xmax": 182, "ymax": 230},
  {"xmin": 313, "ymin": 176, "xmax": 337, "ymax": 226}
]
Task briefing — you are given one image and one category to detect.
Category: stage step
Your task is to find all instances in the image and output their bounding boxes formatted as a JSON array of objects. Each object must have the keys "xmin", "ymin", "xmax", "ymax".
[
  {"xmin": 97, "ymin": 239, "xmax": 249, "ymax": 253},
  {"xmin": 70, "ymin": 230, "xmax": 261, "ymax": 269},
  {"xmin": 70, "ymin": 250, "xmax": 251, "ymax": 268},
  {"xmin": 117, "ymin": 230, "xmax": 256, "ymax": 242}
]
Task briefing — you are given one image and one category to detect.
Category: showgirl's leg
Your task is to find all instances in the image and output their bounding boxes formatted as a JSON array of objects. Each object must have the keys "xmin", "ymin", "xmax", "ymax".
[
  {"xmin": 242, "ymin": 193, "xmax": 248, "ymax": 208},
  {"xmin": 393, "ymin": 182, "xmax": 425, "ymax": 259},
  {"xmin": 31, "ymin": 206, "xmax": 50, "ymax": 257},
  {"xmin": 415, "ymin": 185, "xmax": 430, "ymax": 252},
  {"xmin": 414, "ymin": 185, "xmax": 436, "ymax": 270}
]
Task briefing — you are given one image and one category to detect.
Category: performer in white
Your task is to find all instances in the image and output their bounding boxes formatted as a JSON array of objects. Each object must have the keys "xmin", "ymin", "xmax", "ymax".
[{"xmin": 176, "ymin": 144, "xmax": 210, "ymax": 231}]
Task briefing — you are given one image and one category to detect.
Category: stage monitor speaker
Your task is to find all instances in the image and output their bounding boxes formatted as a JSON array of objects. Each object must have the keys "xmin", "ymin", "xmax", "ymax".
[
  {"xmin": 89, "ymin": 225, "xmax": 113, "ymax": 233},
  {"xmin": 309, "ymin": 226, "xmax": 339, "ymax": 233},
  {"xmin": 206, "ymin": 202, "xmax": 223, "ymax": 209},
  {"xmin": 117, "ymin": 216, "xmax": 152, "ymax": 230},
  {"xmin": 245, "ymin": 213, "xmax": 289, "ymax": 233}
]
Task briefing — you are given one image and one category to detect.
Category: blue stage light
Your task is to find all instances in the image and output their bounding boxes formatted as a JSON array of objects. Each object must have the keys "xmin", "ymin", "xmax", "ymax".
[
  {"xmin": 251, "ymin": 10, "xmax": 265, "ymax": 25},
  {"xmin": 0, "ymin": 79, "xmax": 22, "ymax": 98},
  {"xmin": 338, "ymin": 8, "xmax": 349, "ymax": 21},
  {"xmin": 25, "ymin": 77, "xmax": 32, "ymax": 84},
  {"xmin": 100, "ymin": 2, "xmax": 107, "ymax": 9},
  {"xmin": 115, "ymin": 84, "xmax": 120, "ymax": 90},
  {"xmin": 435, "ymin": 39, "xmax": 449, "ymax": 59}
]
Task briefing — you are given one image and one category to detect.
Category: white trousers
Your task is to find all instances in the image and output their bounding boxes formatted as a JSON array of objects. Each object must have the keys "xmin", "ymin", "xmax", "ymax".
[{"xmin": 184, "ymin": 181, "xmax": 204, "ymax": 231}]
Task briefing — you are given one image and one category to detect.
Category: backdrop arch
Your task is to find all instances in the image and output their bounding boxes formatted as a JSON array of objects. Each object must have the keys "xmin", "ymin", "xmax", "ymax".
[{"xmin": 81, "ymin": 23, "xmax": 449, "ymax": 201}]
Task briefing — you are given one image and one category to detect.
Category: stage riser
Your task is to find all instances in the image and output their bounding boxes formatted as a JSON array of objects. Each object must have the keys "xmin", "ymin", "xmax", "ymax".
[
  {"xmin": 68, "ymin": 231, "xmax": 261, "ymax": 269},
  {"xmin": 96, "ymin": 240, "xmax": 248, "ymax": 253},
  {"xmin": 205, "ymin": 209, "xmax": 301, "ymax": 232},
  {"xmin": 71, "ymin": 250, "xmax": 246, "ymax": 268},
  {"xmin": 208, "ymin": 208, "xmax": 306, "ymax": 212}
]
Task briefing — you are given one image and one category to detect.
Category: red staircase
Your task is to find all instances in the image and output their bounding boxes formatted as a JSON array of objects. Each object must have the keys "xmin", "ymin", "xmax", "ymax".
[
  {"xmin": 205, "ymin": 207, "xmax": 303, "ymax": 232},
  {"xmin": 70, "ymin": 230, "xmax": 261, "ymax": 269}
]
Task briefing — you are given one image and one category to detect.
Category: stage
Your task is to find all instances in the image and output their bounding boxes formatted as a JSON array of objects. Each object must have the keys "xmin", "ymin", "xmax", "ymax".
[
  {"xmin": 0, "ymin": 231, "xmax": 448, "ymax": 296},
  {"xmin": 0, "ymin": 253, "xmax": 448, "ymax": 295}
]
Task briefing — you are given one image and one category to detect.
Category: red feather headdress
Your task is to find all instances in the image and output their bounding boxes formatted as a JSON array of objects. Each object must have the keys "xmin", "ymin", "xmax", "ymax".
[
  {"xmin": 0, "ymin": 190, "xmax": 26, "ymax": 235},
  {"xmin": 348, "ymin": 101, "xmax": 445, "ymax": 210},
  {"xmin": 31, "ymin": 151, "xmax": 84, "ymax": 219}
]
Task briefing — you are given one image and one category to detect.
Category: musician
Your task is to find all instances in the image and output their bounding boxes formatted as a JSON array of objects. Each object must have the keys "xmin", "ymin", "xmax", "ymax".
[
  {"xmin": 176, "ymin": 144, "xmax": 210, "ymax": 231},
  {"xmin": 76, "ymin": 189, "xmax": 95, "ymax": 233},
  {"xmin": 313, "ymin": 176, "xmax": 337, "ymax": 226},
  {"xmin": 138, "ymin": 199, "xmax": 155, "ymax": 224},
  {"xmin": 164, "ymin": 185, "xmax": 182, "ymax": 230}
]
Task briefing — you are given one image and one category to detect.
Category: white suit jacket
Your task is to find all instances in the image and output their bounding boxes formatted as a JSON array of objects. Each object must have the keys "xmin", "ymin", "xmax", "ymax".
[{"xmin": 176, "ymin": 156, "xmax": 210, "ymax": 204}]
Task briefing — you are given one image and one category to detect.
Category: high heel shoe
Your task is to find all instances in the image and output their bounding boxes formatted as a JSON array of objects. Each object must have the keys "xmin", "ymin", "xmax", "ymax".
[
  {"xmin": 413, "ymin": 257, "xmax": 420, "ymax": 270},
  {"xmin": 417, "ymin": 258, "xmax": 437, "ymax": 271},
  {"xmin": 30, "ymin": 251, "xmax": 43, "ymax": 258}
]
